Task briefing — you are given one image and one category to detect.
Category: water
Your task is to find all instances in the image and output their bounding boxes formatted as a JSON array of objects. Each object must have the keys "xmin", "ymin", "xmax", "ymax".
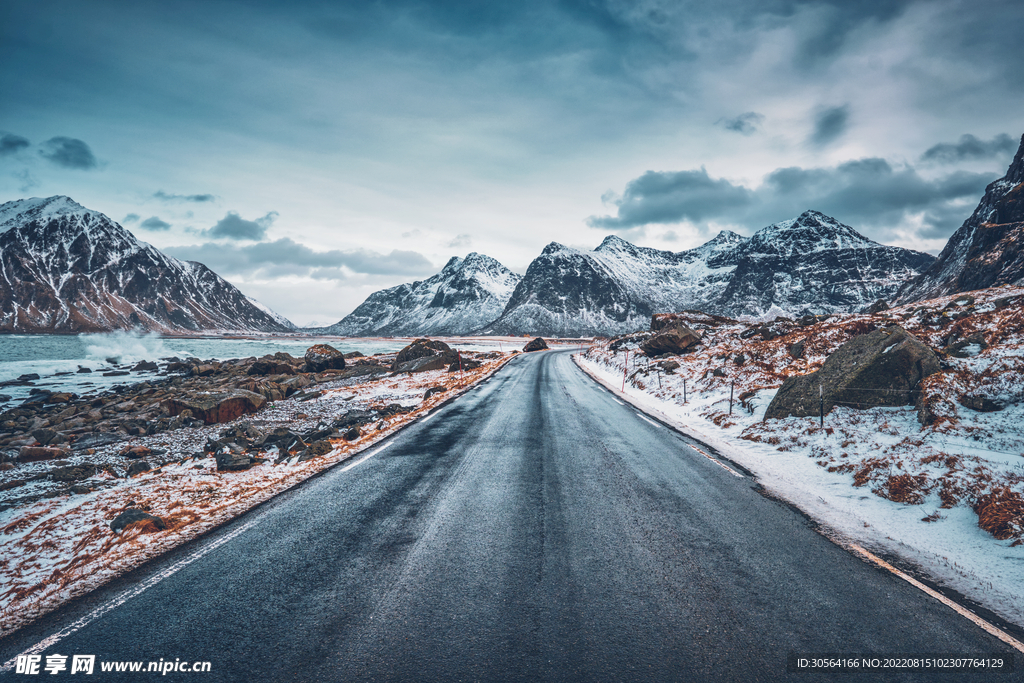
[{"xmin": 0, "ymin": 332, "xmax": 411, "ymax": 402}]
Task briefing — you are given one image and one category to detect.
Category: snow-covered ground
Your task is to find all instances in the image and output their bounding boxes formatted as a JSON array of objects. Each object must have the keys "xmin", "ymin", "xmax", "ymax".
[
  {"xmin": 575, "ymin": 286, "xmax": 1024, "ymax": 629},
  {"xmin": 0, "ymin": 354, "xmax": 512, "ymax": 638}
]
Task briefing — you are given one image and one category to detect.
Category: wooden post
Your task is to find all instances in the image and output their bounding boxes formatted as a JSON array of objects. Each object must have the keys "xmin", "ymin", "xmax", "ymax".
[
  {"xmin": 459, "ymin": 351, "xmax": 464, "ymax": 385},
  {"xmin": 819, "ymin": 383, "xmax": 824, "ymax": 428},
  {"xmin": 683, "ymin": 378, "xmax": 687, "ymax": 404},
  {"xmin": 729, "ymin": 380, "xmax": 734, "ymax": 415},
  {"xmin": 622, "ymin": 351, "xmax": 629, "ymax": 392}
]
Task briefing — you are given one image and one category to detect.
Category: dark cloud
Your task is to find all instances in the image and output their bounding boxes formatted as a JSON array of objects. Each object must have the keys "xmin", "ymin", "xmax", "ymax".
[
  {"xmin": 810, "ymin": 105, "xmax": 848, "ymax": 147},
  {"xmin": 589, "ymin": 157, "xmax": 996, "ymax": 244},
  {"xmin": 153, "ymin": 190, "xmax": 216, "ymax": 203},
  {"xmin": 204, "ymin": 211, "xmax": 277, "ymax": 241},
  {"xmin": 0, "ymin": 134, "xmax": 30, "ymax": 156},
  {"xmin": 921, "ymin": 133, "xmax": 1018, "ymax": 164},
  {"xmin": 139, "ymin": 216, "xmax": 171, "ymax": 231},
  {"xmin": 38, "ymin": 137, "xmax": 97, "ymax": 169},
  {"xmin": 164, "ymin": 238, "xmax": 435, "ymax": 280},
  {"xmin": 587, "ymin": 168, "xmax": 753, "ymax": 229},
  {"xmin": 717, "ymin": 112, "xmax": 764, "ymax": 135},
  {"xmin": 122, "ymin": 213, "xmax": 140, "ymax": 224}
]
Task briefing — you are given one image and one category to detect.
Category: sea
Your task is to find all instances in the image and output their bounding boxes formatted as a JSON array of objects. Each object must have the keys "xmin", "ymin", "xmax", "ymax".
[{"xmin": 0, "ymin": 332, "xmax": 416, "ymax": 403}]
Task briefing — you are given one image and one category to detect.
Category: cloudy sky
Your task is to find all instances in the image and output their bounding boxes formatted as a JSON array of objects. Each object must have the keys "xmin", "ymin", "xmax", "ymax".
[{"xmin": 1, "ymin": 0, "xmax": 1022, "ymax": 325}]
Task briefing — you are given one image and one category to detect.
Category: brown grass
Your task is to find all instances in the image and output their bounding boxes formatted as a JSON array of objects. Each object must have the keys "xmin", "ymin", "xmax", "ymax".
[{"xmin": 973, "ymin": 486, "xmax": 1024, "ymax": 541}]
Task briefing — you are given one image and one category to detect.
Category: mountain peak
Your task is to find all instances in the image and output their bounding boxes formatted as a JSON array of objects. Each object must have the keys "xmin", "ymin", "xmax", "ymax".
[
  {"xmin": 0, "ymin": 195, "xmax": 101, "ymax": 233},
  {"xmin": 749, "ymin": 210, "xmax": 876, "ymax": 256}
]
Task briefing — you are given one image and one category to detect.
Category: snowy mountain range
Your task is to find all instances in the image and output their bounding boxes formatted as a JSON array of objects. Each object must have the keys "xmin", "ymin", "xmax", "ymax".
[
  {"xmin": 898, "ymin": 134, "xmax": 1024, "ymax": 302},
  {"xmin": 331, "ymin": 211, "xmax": 934, "ymax": 337},
  {"xmin": 312, "ymin": 252, "xmax": 521, "ymax": 336},
  {"xmin": 0, "ymin": 196, "xmax": 295, "ymax": 334}
]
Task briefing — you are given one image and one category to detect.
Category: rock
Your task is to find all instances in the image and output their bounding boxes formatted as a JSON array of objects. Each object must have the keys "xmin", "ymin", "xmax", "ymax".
[
  {"xmin": 70, "ymin": 485, "xmax": 92, "ymax": 495},
  {"xmin": 378, "ymin": 403, "xmax": 412, "ymax": 417},
  {"xmin": 163, "ymin": 390, "xmax": 267, "ymax": 425},
  {"xmin": 343, "ymin": 351, "xmax": 364, "ymax": 358},
  {"xmin": 788, "ymin": 340, "xmax": 805, "ymax": 359},
  {"xmin": 32, "ymin": 427, "xmax": 59, "ymax": 446},
  {"xmin": 862, "ymin": 299, "xmax": 890, "ymax": 314},
  {"xmin": 47, "ymin": 392, "xmax": 75, "ymax": 404},
  {"xmin": 120, "ymin": 445, "xmax": 152, "ymax": 459},
  {"xmin": 248, "ymin": 359, "xmax": 297, "ymax": 376},
  {"xmin": 943, "ymin": 332, "xmax": 988, "ymax": 358},
  {"xmin": 959, "ymin": 394, "xmax": 1003, "ymax": 412},
  {"xmin": 712, "ymin": 367, "xmax": 727, "ymax": 377},
  {"xmin": 0, "ymin": 395, "xmax": 10, "ymax": 402},
  {"xmin": 77, "ymin": 366, "xmax": 92, "ymax": 373},
  {"xmin": 765, "ymin": 326, "xmax": 941, "ymax": 422},
  {"xmin": 304, "ymin": 344, "xmax": 346, "ymax": 373},
  {"xmin": 110, "ymin": 509, "xmax": 166, "ymax": 533},
  {"xmin": 102, "ymin": 370, "xmax": 131, "ymax": 377},
  {"xmin": 71, "ymin": 433, "xmax": 124, "ymax": 451},
  {"xmin": 334, "ymin": 410, "xmax": 376, "ymax": 430},
  {"xmin": 344, "ymin": 428, "xmax": 360, "ymax": 441},
  {"xmin": 17, "ymin": 446, "xmax": 68, "ymax": 462},
  {"xmin": 17, "ymin": 373, "xmax": 40, "ymax": 382},
  {"xmin": 658, "ymin": 360, "xmax": 680, "ymax": 373},
  {"xmin": 641, "ymin": 326, "xmax": 702, "ymax": 357},
  {"xmin": 733, "ymin": 353, "xmax": 746, "ymax": 366},
  {"xmin": 132, "ymin": 360, "xmax": 159, "ymax": 372},
  {"xmin": 297, "ymin": 440, "xmax": 333, "ymax": 462},
  {"xmin": 214, "ymin": 449, "xmax": 253, "ymax": 471},
  {"xmin": 394, "ymin": 355, "xmax": 450, "ymax": 373},
  {"xmin": 126, "ymin": 461, "xmax": 152, "ymax": 476},
  {"xmin": 105, "ymin": 357, "xmax": 120, "ymax": 365},
  {"xmin": 391, "ymin": 339, "xmax": 458, "ymax": 371},
  {"xmin": 447, "ymin": 358, "xmax": 482, "ymax": 372},
  {"xmin": 0, "ymin": 479, "xmax": 27, "ymax": 491},
  {"xmin": 523, "ymin": 337, "xmax": 549, "ymax": 352},
  {"xmin": 424, "ymin": 386, "xmax": 448, "ymax": 400},
  {"xmin": 51, "ymin": 464, "xmax": 96, "ymax": 482}
]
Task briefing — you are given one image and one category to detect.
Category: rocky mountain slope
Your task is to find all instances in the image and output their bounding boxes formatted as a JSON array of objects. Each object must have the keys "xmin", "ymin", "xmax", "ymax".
[
  {"xmin": 317, "ymin": 252, "xmax": 520, "ymax": 336},
  {"xmin": 898, "ymin": 134, "xmax": 1024, "ymax": 303},
  {"xmin": 479, "ymin": 233, "xmax": 746, "ymax": 337},
  {"xmin": 0, "ymin": 196, "xmax": 294, "ymax": 334},
  {"xmin": 718, "ymin": 210, "xmax": 935, "ymax": 318},
  {"xmin": 479, "ymin": 213, "xmax": 933, "ymax": 336}
]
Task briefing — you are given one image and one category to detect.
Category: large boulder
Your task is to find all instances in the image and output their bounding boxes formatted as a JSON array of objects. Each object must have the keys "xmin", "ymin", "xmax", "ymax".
[
  {"xmin": 394, "ymin": 355, "xmax": 450, "ymax": 373},
  {"xmin": 765, "ymin": 326, "xmax": 940, "ymax": 421},
  {"xmin": 641, "ymin": 326, "xmax": 702, "ymax": 357},
  {"xmin": 523, "ymin": 337, "xmax": 548, "ymax": 352},
  {"xmin": 391, "ymin": 339, "xmax": 458, "ymax": 371},
  {"xmin": 163, "ymin": 390, "xmax": 267, "ymax": 425},
  {"xmin": 304, "ymin": 344, "xmax": 346, "ymax": 373}
]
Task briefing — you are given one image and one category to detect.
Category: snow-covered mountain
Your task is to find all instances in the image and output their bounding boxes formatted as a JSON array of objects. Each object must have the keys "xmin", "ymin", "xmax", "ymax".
[
  {"xmin": 718, "ymin": 210, "xmax": 935, "ymax": 317},
  {"xmin": 0, "ymin": 196, "xmax": 295, "ymax": 334},
  {"xmin": 479, "ymin": 233, "xmax": 746, "ymax": 337},
  {"xmin": 317, "ymin": 252, "xmax": 521, "ymax": 336},
  {"xmin": 480, "ymin": 211, "xmax": 933, "ymax": 336},
  {"xmin": 898, "ymin": 134, "xmax": 1024, "ymax": 302}
]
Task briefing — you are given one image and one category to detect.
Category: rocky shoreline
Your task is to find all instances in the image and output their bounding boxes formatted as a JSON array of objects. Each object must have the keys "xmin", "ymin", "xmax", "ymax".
[{"xmin": 0, "ymin": 341, "xmax": 506, "ymax": 513}]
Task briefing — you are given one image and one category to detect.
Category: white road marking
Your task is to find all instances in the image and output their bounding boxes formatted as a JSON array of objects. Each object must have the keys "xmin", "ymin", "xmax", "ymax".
[
  {"xmin": 419, "ymin": 410, "xmax": 440, "ymax": 424},
  {"xmin": 611, "ymin": 398, "xmax": 624, "ymax": 405},
  {"xmin": 637, "ymin": 415, "xmax": 660, "ymax": 428},
  {"xmin": 846, "ymin": 543, "xmax": 1024, "ymax": 654},
  {"xmin": 340, "ymin": 441, "xmax": 393, "ymax": 472},
  {"xmin": 687, "ymin": 444, "xmax": 744, "ymax": 478},
  {"xmin": 1, "ymin": 517, "xmax": 259, "ymax": 671}
]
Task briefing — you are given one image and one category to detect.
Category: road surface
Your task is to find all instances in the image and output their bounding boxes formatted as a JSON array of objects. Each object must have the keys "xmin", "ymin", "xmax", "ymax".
[{"xmin": 1, "ymin": 349, "xmax": 1018, "ymax": 681}]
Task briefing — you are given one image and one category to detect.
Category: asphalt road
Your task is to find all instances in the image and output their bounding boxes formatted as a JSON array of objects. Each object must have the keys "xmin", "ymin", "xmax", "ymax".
[{"xmin": 1, "ymin": 349, "xmax": 1019, "ymax": 682}]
